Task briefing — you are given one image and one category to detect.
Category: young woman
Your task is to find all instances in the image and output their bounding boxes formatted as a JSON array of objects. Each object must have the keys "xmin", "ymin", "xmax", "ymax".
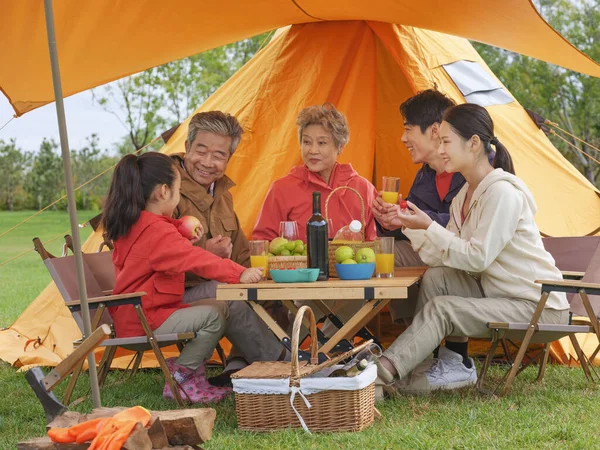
[
  {"xmin": 376, "ymin": 103, "xmax": 569, "ymax": 392},
  {"xmin": 102, "ymin": 152, "xmax": 262, "ymax": 403}
]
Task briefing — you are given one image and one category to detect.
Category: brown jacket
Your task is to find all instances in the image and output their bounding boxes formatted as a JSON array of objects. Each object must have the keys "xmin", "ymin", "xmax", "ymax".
[{"xmin": 172, "ymin": 153, "xmax": 250, "ymax": 287}]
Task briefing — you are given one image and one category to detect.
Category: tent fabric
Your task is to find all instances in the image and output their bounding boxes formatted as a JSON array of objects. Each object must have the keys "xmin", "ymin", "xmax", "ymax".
[
  {"xmin": 2, "ymin": 1, "xmax": 600, "ymax": 117},
  {"xmin": 1, "ymin": 21, "xmax": 598, "ymax": 370}
]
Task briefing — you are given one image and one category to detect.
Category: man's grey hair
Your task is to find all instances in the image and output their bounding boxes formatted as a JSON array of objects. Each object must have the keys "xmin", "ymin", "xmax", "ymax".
[{"xmin": 186, "ymin": 111, "xmax": 244, "ymax": 155}]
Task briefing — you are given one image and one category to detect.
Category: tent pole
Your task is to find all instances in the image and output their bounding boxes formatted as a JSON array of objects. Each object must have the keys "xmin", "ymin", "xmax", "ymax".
[{"xmin": 43, "ymin": 0, "xmax": 101, "ymax": 408}]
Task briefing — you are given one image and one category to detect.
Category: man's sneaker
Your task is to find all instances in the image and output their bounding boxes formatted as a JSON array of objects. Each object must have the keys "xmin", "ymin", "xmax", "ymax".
[{"xmin": 393, "ymin": 347, "xmax": 477, "ymax": 394}]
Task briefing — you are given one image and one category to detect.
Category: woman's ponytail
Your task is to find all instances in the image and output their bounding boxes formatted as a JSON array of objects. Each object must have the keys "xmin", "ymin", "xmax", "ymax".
[
  {"xmin": 490, "ymin": 138, "xmax": 515, "ymax": 175},
  {"xmin": 102, "ymin": 152, "xmax": 177, "ymax": 241}
]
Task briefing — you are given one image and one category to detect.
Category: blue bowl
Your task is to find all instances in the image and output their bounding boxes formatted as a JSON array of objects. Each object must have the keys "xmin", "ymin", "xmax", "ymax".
[
  {"xmin": 334, "ymin": 263, "xmax": 375, "ymax": 280},
  {"xmin": 270, "ymin": 268, "xmax": 320, "ymax": 283}
]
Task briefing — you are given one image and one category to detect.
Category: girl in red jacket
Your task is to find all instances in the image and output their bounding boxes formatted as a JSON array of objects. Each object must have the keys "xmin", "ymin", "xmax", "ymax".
[{"xmin": 102, "ymin": 152, "xmax": 263, "ymax": 404}]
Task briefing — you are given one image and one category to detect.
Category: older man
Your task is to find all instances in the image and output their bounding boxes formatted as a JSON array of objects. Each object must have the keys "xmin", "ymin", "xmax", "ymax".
[{"xmin": 172, "ymin": 111, "xmax": 287, "ymax": 385}]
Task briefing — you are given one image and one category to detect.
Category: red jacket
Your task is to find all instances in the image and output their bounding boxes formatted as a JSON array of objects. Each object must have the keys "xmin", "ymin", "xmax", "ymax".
[
  {"xmin": 252, "ymin": 163, "xmax": 378, "ymax": 242},
  {"xmin": 111, "ymin": 211, "xmax": 245, "ymax": 337}
]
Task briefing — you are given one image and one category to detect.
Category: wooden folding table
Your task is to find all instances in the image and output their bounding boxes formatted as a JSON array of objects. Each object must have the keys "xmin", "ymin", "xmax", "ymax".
[{"xmin": 216, "ymin": 267, "xmax": 426, "ymax": 355}]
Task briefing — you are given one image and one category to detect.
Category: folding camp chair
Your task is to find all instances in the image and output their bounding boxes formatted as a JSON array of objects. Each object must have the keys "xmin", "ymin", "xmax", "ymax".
[
  {"xmin": 478, "ymin": 239, "xmax": 600, "ymax": 395},
  {"xmin": 492, "ymin": 236, "xmax": 600, "ymax": 368},
  {"xmin": 33, "ymin": 237, "xmax": 196, "ymax": 406}
]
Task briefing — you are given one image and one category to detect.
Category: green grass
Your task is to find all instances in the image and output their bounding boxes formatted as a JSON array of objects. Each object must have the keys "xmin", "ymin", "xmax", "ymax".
[
  {"xmin": 0, "ymin": 210, "xmax": 94, "ymax": 327},
  {"xmin": 1, "ymin": 211, "xmax": 600, "ymax": 449}
]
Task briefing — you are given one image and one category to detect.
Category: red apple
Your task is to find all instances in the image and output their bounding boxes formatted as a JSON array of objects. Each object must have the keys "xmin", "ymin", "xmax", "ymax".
[{"xmin": 178, "ymin": 215, "xmax": 203, "ymax": 240}]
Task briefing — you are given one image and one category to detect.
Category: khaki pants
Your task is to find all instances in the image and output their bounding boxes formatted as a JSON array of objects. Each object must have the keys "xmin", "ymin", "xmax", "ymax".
[
  {"xmin": 388, "ymin": 240, "xmax": 424, "ymax": 322},
  {"xmin": 383, "ymin": 267, "xmax": 570, "ymax": 379},
  {"xmin": 154, "ymin": 305, "xmax": 225, "ymax": 370},
  {"xmin": 183, "ymin": 281, "xmax": 284, "ymax": 363}
]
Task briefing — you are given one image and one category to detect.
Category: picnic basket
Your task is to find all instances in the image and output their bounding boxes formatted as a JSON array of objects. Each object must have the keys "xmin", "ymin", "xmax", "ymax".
[
  {"xmin": 231, "ymin": 305, "xmax": 377, "ymax": 433},
  {"xmin": 325, "ymin": 186, "xmax": 380, "ymax": 276},
  {"xmin": 267, "ymin": 255, "xmax": 307, "ymax": 279}
]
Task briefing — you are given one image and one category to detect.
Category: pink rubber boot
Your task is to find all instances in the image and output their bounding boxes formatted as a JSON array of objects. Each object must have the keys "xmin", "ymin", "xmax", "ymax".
[{"xmin": 163, "ymin": 358, "xmax": 232, "ymax": 404}]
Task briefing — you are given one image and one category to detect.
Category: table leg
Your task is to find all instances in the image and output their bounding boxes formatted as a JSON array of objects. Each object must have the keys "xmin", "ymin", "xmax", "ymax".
[
  {"xmin": 312, "ymin": 300, "xmax": 381, "ymax": 347},
  {"xmin": 320, "ymin": 299, "xmax": 391, "ymax": 355},
  {"xmin": 246, "ymin": 301, "xmax": 290, "ymax": 343}
]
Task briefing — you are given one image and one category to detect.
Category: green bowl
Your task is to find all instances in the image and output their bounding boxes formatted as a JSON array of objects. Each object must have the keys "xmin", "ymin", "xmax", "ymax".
[{"xmin": 270, "ymin": 268, "xmax": 320, "ymax": 283}]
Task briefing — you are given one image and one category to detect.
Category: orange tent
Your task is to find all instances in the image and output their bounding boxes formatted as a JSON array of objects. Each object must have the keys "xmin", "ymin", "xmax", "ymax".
[
  {"xmin": 2, "ymin": 21, "xmax": 598, "ymax": 370},
  {"xmin": 2, "ymin": 0, "xmax": 600, "ymax": 117}
]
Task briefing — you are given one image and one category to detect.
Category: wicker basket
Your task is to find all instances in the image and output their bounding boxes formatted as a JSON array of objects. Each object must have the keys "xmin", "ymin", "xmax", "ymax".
[
  {"xmin": 232, "ymin": 306, "xmax": 376, "ymax": 433},
  {"xmin": 325, "ymin": 186, "xmax": 379, "ymax": 276},
  {"xmin": 266, "ymin": 255, "xmax": 307, "ymax": 279}
]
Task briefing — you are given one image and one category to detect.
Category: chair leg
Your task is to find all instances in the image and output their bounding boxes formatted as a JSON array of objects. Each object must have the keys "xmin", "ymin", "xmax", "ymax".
[
  {"xmin": 134, "ymin": 305, "xmax": 185, "ymax": 406},
  {"xmin": 98, "ymin": 346, "xmax": 117, "ymax": 388},
  {"xmin": 130, "ymin": 351, "xmax": 144, "ymax": 377},
  {"xmin": 501, "ymin": 291, "xmax": 550, "ymax": 395},
  {"xmin": 569, "ymin": 334, "xmax": 593, "ymax": 382},
  {"xmin": 500, "ymin": 339, "xmax": 513, "ymax": 364},
  {"xmin": 215, "ymin": 343, "xmax": 227, "ymax": 370},
  {"xmin": 477, "ymin": 338, "xmax": 499, "ymax": 390},
  {"xmin": 536, "ymin": 344, "xmax": 550, "ymax": 382}
]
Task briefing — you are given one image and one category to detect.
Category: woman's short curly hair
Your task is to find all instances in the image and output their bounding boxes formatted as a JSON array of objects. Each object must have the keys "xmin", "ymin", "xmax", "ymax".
[{"xmin": 296, "ymin": 103, "xmax": 350, "ymax": 149}]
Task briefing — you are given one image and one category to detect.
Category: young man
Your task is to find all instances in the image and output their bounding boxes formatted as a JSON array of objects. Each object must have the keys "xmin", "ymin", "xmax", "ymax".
[{"xmin": 372, "ymin": 89, "xmax": 460, "ymax": 268}]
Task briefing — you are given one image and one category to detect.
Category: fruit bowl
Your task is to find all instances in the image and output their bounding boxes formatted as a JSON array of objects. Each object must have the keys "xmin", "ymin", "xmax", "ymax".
[
  {"xmin": 334, "ymin": 263, "xmax": 375, "ymax": 280},
  {"xmin": 270, "ymin": 268, "xmax": 320, "ymax": 283}
]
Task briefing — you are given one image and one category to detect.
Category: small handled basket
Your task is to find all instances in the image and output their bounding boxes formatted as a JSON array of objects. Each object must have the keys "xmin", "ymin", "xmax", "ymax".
[
  {"xmin": 231, "ymin": 306, "xmax": 377, "ymax": 433},
  {"xmin": 325, "ymin": 186, "xmax": 380, "ymax": 276},
  {"xmin": 267, "ymin": 255, "xmax": 307, "ymax": 279}
]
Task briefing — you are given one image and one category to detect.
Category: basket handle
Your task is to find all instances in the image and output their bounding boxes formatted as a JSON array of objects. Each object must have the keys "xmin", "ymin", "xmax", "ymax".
[
  {"xmin": 290, "ymin": 306, "xmax": 319, "ymax": 382},
  {"xmin": 324, "ymin": 186, "xmax": 366, "ymax": 240}
]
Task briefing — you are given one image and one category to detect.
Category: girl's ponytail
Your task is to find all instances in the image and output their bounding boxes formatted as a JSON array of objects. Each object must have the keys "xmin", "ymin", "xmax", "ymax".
[
  {"xmin": 102, "ymin": 152, "xmax": 176, "ymax": 241},
  {"xmin": 490, "ymin": 138, "xmax": 515, "ymax": 175}
]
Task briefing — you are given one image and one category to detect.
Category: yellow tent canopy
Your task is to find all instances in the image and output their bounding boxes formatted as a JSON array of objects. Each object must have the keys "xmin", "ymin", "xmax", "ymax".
[
  {"xmin": 2, "ymin": 0, "xmax": 600, "ymax": 117},
  {"xmin": 2, "ymin": 21, "xmax": 598, "ymax": 369}
]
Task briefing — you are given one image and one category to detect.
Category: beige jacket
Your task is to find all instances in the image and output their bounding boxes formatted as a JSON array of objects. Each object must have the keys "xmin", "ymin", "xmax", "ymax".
[
  {"xmin": 172, "ymin": 153, "xmax": 250, "ymax": 287},
  {"xmin": 405, "ymin": 169, "xmax": 568, "ymax": 310}
]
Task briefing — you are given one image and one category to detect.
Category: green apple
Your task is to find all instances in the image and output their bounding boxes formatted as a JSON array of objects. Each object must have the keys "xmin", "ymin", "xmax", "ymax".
[
  {"xmin": 285, "ymin": 242, "xmax": 297, "ymax": 252},
  {"xmin": 269, "ymin": 237, "xmax": 288, "ymax": 255},
  {"xmin": 341, "ymin": 259, "xmax": 357, "ymax": 264},
  {"xmin": 280, "ymin": 248, "xmax": 291, "ymax": 256},
  {"xmin": 335, "ymin": 245, "xmax": 354, "ymax": 264},
  {"xmin": 355, "ymin": 247, "xmax": 376, "ymax": 264},
  {"xmin": 294, "ymin": 243, "xmax": 305, "ymax": 254}
]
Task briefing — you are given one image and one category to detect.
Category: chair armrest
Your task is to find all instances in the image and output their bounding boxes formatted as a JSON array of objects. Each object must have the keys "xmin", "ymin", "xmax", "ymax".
[
  {"xmin": 561, "ymin": 271, "xmax": 585, "ymax": 280},
  {"xmin": 66, "ymin": 292, "xmax": 147, "ymax": 311},
  {"xmin": 536, "ymin": 279, "xmax": 600, "ymax": 295}
]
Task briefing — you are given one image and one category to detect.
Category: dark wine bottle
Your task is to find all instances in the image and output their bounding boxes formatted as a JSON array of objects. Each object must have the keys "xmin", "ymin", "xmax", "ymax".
[{"xmin": 306, "ymin": 191, "xmax": 329, "ymax": 281}]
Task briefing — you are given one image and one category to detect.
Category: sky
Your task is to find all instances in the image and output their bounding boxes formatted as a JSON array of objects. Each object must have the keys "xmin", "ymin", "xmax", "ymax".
[{"xmin": 0, "ymin": 86, "xmax": 126, "ymax": 153}]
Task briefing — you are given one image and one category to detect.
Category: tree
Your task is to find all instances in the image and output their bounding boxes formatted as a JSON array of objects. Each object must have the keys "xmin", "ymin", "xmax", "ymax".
[
  {"xmin": 0, "ymin": 139, "xmax": 29, "ymax": 211},
  {"xmin": 72, "ymin": 134, "xmax": 118, "ymax": 210},
  {"xmin": 474, "ymin": 0, "xmax": 600, "ymax": 187},
  {"xmin": 93, "ymin": 33, "xmax": 271, "ymax": 154},
  {"xmin": 25, "ymin": 139, "xmax": 65, "ymax": 210}
]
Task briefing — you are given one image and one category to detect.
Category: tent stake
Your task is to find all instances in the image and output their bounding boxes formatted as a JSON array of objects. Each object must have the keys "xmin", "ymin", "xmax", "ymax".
[{"xmin": 43, "ymin": 0, "xmax": 101, "ymax": 408}]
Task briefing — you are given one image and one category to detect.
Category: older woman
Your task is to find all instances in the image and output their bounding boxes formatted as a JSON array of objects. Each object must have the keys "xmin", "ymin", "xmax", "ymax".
[{"xmin": 253, "ymin": 103, "xmax": 377, "ymax": 242}]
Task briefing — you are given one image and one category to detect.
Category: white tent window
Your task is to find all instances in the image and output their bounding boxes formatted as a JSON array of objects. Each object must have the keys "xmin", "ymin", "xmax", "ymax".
[{"xmin": 443, "ymin": 60, "xmax": 514, "ymax": 107}]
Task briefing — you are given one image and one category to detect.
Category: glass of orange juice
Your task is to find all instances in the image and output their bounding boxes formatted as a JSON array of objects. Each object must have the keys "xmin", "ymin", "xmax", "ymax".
[
  {"xmin": 249, "ymin": 240, "xmax": 269, "ymax": 280},
  {"xmin": 381, "ymin": 176, "xmax": 400, "ymax": 204},
  {"xmin": 376, "ymin": 237, "xmax": 395, "ymax": 278}
]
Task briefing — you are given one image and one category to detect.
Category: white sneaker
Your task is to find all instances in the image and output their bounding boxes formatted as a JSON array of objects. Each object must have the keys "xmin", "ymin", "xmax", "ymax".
[{"xmin": 394, "ymin": 347, "xmax": 477, "ymax": 394}]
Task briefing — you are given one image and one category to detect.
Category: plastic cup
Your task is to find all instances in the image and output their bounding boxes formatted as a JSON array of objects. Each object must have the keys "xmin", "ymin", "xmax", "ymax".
[
  {"xmin": 381, "ymin": 176, "xmax": 400, "ymax": 204},
  {"xmin": 376, "ymin": 237, "xmax": 395, "ymax": 278},
  {"xmin": 249, "ymin": 240, "xmax": 269, "ymax": 280}
]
